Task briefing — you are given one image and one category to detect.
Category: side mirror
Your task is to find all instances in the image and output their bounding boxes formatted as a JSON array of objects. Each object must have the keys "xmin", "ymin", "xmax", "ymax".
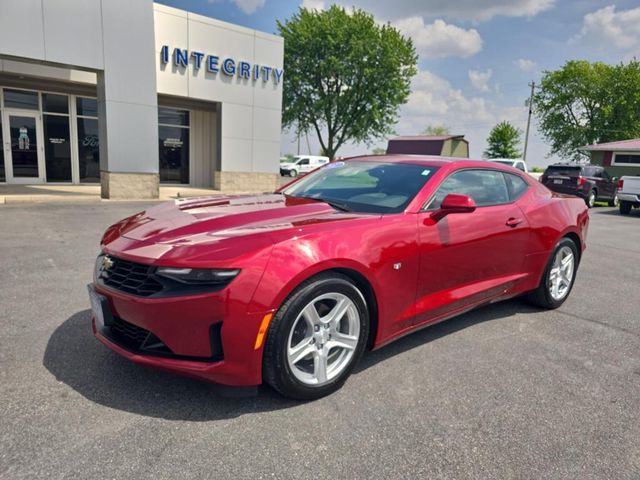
[
  {"xmin": 430, "ymin": 194, "xmax": 477, "ymax": 222},
  {"xmin": 611, "ymin": 176, "xmax": 618, "ymax": 182}
]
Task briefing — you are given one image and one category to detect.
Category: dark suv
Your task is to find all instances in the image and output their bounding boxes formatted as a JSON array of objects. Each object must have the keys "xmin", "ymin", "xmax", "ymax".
[{"xmin": 540, "ymin": 163, "xmax": 618, "ymax": 208}]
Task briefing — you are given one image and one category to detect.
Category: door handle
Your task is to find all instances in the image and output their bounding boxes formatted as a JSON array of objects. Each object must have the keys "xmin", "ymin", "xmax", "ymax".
[{"xmin": 506, "ymin": 217, "xmax": 523, "ymax": 228}]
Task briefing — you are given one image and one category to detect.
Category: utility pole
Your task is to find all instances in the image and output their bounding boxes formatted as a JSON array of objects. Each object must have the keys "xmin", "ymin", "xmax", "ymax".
[
  {"xmin": 305, "ymin": 131, "xmax": 312, "ymax": 155},
  {"xmin": 523, "ymin": 81, "xmax": 535, "ymax": 161}
]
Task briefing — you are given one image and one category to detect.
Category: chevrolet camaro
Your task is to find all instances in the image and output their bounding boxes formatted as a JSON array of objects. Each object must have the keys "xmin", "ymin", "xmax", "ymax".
[{"xmin": 88, "ymin": 156, "xmax": 589, "ymax": 400}]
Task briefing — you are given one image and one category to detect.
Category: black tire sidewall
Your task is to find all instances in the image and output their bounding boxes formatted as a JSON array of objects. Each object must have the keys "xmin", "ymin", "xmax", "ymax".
[
  {"xmin": 620, "ymin": 201, "xmax": 632, "ymax": 214},
  {"xmin": 587, "ymin": 190, "xmax": 596, "ymax": 208},
  {"xmin": 263, "ymin": 274, "xmax": 369, "ymax": 400}
]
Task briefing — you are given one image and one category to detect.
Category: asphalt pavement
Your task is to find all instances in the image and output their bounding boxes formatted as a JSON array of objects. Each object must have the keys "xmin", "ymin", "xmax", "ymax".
[{"xmin": 0, "ymin": 202, "xmax": 639, "ymax": 479}]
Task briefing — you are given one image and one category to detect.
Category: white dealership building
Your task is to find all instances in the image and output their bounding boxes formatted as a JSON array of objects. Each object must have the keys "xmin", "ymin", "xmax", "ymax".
[{"xmin": 0, "ymin": 1, "xmax": 284, "ymax": 198}]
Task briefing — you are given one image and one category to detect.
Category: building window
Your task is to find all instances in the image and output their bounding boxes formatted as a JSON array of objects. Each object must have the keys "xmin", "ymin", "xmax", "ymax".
[
  {"xmin": 42, "ymin": 93, "xmax": 69, "ymax": 114},
  {"xmin": 42, "ymin": 94, "xmax": 72, "ymax": 182},
  {"xmin": 158, "ymin": 107, "xmax": 190, "ymax": 184},
  {"xmin": 77, "ymin": 97, "xmax": 100, "ymax": 183},
  {"xmin": 76, "ymin": 97, "xmax": 98, "ymax": 117},
  {"xmin": 612, "ymin": 153, "xmax": 640, "ymax": 166},
  {"xmin": 3, "ymin": 88, "xmax": 39, "ymax": 110}
]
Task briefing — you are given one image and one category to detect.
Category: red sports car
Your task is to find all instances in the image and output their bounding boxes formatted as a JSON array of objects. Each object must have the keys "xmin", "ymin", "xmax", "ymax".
[{"xmin": 89, "ymin": 156, "xmax": 589, "ymax": 400}]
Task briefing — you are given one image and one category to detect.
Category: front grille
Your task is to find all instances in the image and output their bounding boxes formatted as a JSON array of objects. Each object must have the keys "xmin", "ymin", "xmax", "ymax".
[
  {"xmin": 97, "ymin": 255, "xmax": 163, "ymax": 297},
  {"xmin": 109, "ymin": 317, "xmax": 172, "ymax": 354},
  {"xmin": 103, "ymin": 316, "xmax": 224, "ymax": 361}
]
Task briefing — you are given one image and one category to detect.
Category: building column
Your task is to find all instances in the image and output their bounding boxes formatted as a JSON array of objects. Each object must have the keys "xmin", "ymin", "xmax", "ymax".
[{"xmin": 97, "ymin": 0, "xmax": 159, "ymax": 199}]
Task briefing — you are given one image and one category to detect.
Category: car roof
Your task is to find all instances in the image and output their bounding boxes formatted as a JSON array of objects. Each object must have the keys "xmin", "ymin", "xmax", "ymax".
[{"xmin": 342, "ymin": 154, "xmax": 516, "ymax": 171}]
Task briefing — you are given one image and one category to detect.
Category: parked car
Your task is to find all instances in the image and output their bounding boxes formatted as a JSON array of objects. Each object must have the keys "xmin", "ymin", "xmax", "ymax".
[
  {"xmin": 618, "ymin": 176, "xmax": 640, "ymax": 215},
  {"xmin": 90, "ymin": 156, "xmax": 588, "ymax": 400},
  {"xmin": 280, "ymin": 155, "xmax": 329, "ymax": 177},
  {"xmin": 487, "ymin": 158, "xmax": 528, "ymax": 173},
  {"xmin": 540, "ymin": 163, "xmax": 618, "ymax": 208}
]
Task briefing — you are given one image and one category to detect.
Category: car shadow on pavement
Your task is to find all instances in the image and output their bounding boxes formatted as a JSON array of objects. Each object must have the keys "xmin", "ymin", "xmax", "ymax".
[
  {"xmin": 354, "ymin": 298, "xmax": 540, "ymax": 374},
  {"xmin": 43, "ymin": 310, "xmax": 299, "ymax": 421},
  {"xmin": 44, "ymin": 300, "xmax": 540, "ymax": 420}
]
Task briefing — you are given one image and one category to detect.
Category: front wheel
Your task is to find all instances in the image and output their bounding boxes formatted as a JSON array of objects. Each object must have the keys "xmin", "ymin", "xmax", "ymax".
[
  {"xmin": 289, "ymin": 169, "xmax": 298, "ymax": 177},
  {"xmin": 263, "ymin": 273, "xmax": 369, "ymax": 400},
  {"xmin": 620, "ymin": 201, "xmax": 632, "ymax": 215},
  {"xmin": 526, "ymin": 237, "xmax": 579, "ymax": 309}
]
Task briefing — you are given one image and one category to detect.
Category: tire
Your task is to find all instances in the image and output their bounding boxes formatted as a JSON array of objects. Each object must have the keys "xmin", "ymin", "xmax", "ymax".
[
  {"xmin": 608, "ymin": 193, "xmax": 619, "ymax": 207},
  {"xmin": 526, "ymin": 237, "xmax": 579, "ymax": 309},
  {"xmin": 620, "ymin": 201, "xmax": 632, "ymax": 215},
  {"xmin": 263, "ymin": 273, "xmax": 369, "ymax": 400},
  {"xmin": 586, "ymin": 189, "xmax": 596, "ymax": 208},
  {"xmin": 289, "ymin": 169, "xmax": 298, "ymax": 177}
]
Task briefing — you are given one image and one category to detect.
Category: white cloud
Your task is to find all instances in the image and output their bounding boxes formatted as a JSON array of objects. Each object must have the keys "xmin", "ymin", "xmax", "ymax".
[
  {"xmin": 396, "ymin": 70, "xmax": 530, "ymax": 158},
  {"xmin": 281, "ymin": 69, "xmax": 554, "ymax": 166},
  {"xmin": 573, "ymin": 5, "xmax": 640, "ymax": 50},
  {"xmin": 468, "ymin": 69, "xmax": 493, "ymax": 92},
  {"xmin": 233, "ymin": 0, "xmax": 265, "ymax": 14},
  {"xmin": 336, "ymin": 0, "xmax": 554, "ymax": 22},
  {"xmin": 515, "ymin": 58, "xmax": 537, "ymax": 72},
  {"xmin": 301, "ymin": 0, "xmax": 325, "ymax": 11},
  {"xmin": 394, "ymin": 17, "xmax": 482, "ymax": 59}
]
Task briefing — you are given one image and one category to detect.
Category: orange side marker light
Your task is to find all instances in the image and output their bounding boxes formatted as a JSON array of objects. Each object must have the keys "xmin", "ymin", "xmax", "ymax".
[{"xmin": 254, "ymin": 313, "xmax": 274, "ymax": 350}]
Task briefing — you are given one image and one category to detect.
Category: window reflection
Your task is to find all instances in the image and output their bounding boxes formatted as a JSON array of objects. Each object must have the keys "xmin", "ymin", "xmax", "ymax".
[
  {"xmin": 77, "ymin": 118, "xmax": 100, "ymax": 183},
  {"xmin": 158, "ymin": 107, "xmax": 190, "ymax": 184}
]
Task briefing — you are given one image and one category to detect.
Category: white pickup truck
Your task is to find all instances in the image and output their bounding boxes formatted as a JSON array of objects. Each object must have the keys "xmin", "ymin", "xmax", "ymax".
[{"xmin": 618, "ymin": 176, "xmax": 640, "ymax": 214}]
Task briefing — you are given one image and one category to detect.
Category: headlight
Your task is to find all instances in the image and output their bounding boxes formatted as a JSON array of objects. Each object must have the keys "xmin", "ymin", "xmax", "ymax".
[{"xmin": 155, "ymin": 267, "xmax": 241, "ymax": 285}]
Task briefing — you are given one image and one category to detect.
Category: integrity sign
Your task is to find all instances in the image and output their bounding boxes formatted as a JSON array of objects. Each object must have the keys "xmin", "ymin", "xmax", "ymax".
[{"xmin": 160, "ymin": 45, "xmax": 284, "ymax": 85}]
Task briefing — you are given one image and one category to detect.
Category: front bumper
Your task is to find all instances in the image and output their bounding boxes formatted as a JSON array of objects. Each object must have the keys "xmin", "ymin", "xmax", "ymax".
[{"xmin": 90, "ymin": 283, "xmax": 269, "ymax": 386}]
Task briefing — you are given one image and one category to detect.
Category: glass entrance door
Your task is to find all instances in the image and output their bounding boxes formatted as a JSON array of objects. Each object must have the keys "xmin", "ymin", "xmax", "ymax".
[{"xmin": 4, "ymin": 112, "xmax": 44, "ymax": 183}]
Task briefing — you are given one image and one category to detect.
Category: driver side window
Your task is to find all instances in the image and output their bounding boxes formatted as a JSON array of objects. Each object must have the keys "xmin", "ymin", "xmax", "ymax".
[{"xmin": 427, "ymin": 169, "xmax": 510, "ymax": 210}]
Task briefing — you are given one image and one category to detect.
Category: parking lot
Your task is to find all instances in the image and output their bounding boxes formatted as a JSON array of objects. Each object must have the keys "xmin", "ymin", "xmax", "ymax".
[{"xmin": 1, "ymin": 202, "xmax": 639, "ymax": 479}]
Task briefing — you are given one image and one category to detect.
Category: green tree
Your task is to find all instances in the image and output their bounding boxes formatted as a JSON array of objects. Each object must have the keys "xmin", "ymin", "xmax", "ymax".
[
  {"xmin": 484, "ymin": 121, "xmax": 522, "ymax": 158},
  {"xmin": 278, "ymin": 6, "xmax": 417, "ymax": 160},
  {"xmin": 422, "ymin": 125, "xmax": 450, "ymax": 136},
  {"xmin": 371, "ymin": 147, "xmax": 386, "ymax": 155},
  {"xmin": 533, "ymin": 59, "xmax": 640, "ymax": 161}
]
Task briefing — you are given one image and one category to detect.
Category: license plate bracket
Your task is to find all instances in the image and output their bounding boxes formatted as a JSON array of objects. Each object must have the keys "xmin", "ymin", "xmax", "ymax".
[{"xmin": 87, "ymin": 285, "xmax": 114, "ymax": 330}]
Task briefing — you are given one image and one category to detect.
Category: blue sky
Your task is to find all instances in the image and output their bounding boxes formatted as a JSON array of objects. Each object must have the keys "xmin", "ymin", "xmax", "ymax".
[{"xmin": 158, "ymin": 0, "xmax": 640, "ymax": 166}]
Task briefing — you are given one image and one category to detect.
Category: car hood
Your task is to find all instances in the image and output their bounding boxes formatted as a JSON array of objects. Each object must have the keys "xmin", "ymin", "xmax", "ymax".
[
  {"xmin": 108, "ymin": 194, "xmax": 375, "ymax": 247},
  {"xmin": 280, "ymin": 162, "xmax": 296, "ymax": 168}
]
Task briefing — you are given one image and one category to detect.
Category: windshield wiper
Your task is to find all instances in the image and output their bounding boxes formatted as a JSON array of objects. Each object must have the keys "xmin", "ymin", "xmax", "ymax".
[{"xmin": 289, "ymin": 194, "xmax": 352, "ymax": 212}]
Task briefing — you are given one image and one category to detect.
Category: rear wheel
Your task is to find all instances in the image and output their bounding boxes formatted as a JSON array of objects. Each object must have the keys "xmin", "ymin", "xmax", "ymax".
[
  {"xmin": 263, "ymin": 273, "xmax": 369, "ymax": 400},
  {"xmin": 586, "ymin": 189, "xmax": 596, "ymax": 208},
  {"xmin": 527, "ymin": 237, "xmax": 578, "ymax": 309},
  {"xmin": 620, "ymin": 201, "xmax": 632, "ymax": 215}
]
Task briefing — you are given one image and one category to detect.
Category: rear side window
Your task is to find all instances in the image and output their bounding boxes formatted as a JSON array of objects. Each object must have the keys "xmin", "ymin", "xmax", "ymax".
[
  {"xmin": 503, "ymin": 172, "xmax": 529, "ymax": 201},
  {"xmin": 545, "ymin": 166, "xmax": 581, "ymax": 176},
  {"xmin": 428, "ymin": 169, "xmax": 510, "ymax": 209}
]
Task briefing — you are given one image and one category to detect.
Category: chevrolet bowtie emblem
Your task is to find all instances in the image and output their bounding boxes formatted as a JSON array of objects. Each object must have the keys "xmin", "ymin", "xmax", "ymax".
[{"xmin": 101, "ymin": 255, "xmax": 115, "ymax": 270}]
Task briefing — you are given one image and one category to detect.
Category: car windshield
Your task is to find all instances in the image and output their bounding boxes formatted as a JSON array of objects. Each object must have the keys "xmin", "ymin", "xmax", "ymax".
[{"xmin": 282, "ymin": 160, "xmax": 438, "ymax": 214}]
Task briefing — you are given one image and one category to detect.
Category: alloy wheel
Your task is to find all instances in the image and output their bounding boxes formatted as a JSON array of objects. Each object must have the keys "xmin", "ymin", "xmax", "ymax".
[
  {"xmin": 286, "ymin": 292, "xmax": 360, "ymax": 386},
  {"xmin": 548, "ymin": 245, "xmax": 574, "ymax": 301}
]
